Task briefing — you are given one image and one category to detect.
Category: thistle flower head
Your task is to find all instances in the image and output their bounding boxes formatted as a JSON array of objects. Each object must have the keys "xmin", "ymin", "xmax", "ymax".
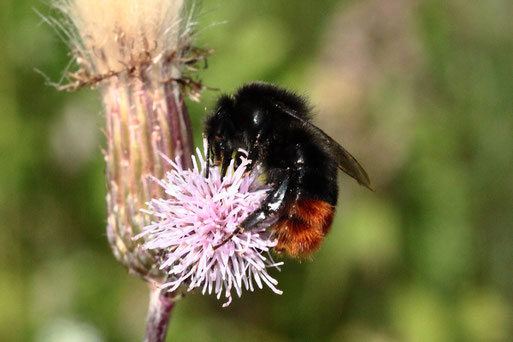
[{"xmin": 137, "ymin": 141, "xmax": 283, "ymax": 306}]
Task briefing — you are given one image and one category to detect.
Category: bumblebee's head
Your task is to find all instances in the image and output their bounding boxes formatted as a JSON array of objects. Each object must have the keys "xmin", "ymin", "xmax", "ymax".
[{"xmin": 204, "ymin": 95, "xmax": 237, "ymax": 178}]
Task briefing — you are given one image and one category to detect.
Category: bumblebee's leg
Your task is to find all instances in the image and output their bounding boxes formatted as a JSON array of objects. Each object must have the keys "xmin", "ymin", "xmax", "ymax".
[
  {"xmin": 246, "ymin": 144, "xmax": 259, "ymax": 171},
  {"xmin": 214, "ymin": 173, "xmax": 290, "ymax": 250},
  {"xmin": 241, "ymin": 174, "xmax": 289, "ymax": 231},
  {"xmin": 205, "ymin": 142, "xmax": 213, "ymax": 178},
  {"xmin": 245, "ymin": 121, "xmax": 272, "ymax": 170},
  {"xmin": 235, "ymin": 142, "xmax": 259, "ymax": 171},
  {"xmin": 220, "ymin": 148, "xmax": 233, "ymax": 179},
  {"xmin": 233, "ymin": 150, "xmax": 246, "ymax": 170}
]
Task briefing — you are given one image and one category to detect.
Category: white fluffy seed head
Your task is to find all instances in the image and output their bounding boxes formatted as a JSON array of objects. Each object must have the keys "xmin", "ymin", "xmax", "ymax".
[{"xmin": 54, "ymin": 0, "xmax": 195, "ymax": 76}]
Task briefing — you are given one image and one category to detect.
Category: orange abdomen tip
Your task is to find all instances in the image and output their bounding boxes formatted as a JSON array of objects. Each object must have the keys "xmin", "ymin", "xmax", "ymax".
[{"xmin": 273, "ymin": 198, "xmax": 335, "ymax": 257}]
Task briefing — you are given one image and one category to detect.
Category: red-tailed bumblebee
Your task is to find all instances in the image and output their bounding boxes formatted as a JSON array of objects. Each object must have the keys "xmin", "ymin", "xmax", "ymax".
[{"xmin": 205, "ymin": 82, "xmax": 371, "ymax": 257}]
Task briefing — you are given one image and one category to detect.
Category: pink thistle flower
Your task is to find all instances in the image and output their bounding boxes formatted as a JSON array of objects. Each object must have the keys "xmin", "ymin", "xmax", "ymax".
[{"xmin": 137, "ymin": 140, "xmax": 283, "ymax": 307}]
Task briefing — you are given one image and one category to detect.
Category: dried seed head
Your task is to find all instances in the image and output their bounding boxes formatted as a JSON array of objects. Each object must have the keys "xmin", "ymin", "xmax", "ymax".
[{"xmin": 55, "ymin": 0, "xmax": 190, "ymax": 77}]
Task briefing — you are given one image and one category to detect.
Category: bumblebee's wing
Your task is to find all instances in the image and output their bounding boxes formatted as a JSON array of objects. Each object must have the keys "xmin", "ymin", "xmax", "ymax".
[{"xmin": 274, "ymin": 103, "xmax": 372, "ymax": 190}]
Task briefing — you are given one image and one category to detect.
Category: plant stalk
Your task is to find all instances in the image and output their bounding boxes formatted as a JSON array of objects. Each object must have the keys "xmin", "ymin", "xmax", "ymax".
[{"xmin": 144, "ymin": 283, "xmax": 176, "ymax": 342}]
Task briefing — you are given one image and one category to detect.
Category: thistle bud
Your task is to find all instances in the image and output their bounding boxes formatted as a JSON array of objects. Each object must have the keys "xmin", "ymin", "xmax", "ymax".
[{"xmin": 54, "ymin": 0, "xmax": 207, "ymax": 282}]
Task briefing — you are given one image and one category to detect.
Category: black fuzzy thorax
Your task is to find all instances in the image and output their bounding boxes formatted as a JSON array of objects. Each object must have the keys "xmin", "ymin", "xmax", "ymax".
[
  {"xmin": 204, "ymin": 82, "xmax": 371, "ymax": 255},
  {"xmin": 224, "ymin": 82, "xmax": 339, "ymax": 206}
]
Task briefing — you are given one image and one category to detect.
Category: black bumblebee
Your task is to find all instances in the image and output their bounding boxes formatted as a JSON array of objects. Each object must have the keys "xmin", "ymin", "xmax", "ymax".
[{"xmin": 205, "ymin": 82, "xmax": 371, "ymax": 257}]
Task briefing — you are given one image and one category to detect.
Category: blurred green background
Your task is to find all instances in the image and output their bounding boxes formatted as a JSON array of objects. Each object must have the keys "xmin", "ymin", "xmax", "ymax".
[{"xmin": 1, "ymin": 0, "xmax": 513, "ymax": 341}]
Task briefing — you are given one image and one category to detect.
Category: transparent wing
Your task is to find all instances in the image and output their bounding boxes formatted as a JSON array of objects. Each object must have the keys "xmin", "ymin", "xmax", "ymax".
[{"xmin": 274, "ymin": 103, "xmax": 372, "ymax": 190}]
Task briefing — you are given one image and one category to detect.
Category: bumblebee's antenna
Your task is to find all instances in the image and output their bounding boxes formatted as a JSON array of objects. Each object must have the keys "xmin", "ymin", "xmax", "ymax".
[{"xmin": 205, "ymin": 141, "xmax": 212, "ymax": 178}]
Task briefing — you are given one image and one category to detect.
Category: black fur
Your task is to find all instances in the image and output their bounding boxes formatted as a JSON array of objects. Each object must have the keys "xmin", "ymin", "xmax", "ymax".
[{"xmin": 205, "ymin": 82, "xmax": 369, "ymax": 233}]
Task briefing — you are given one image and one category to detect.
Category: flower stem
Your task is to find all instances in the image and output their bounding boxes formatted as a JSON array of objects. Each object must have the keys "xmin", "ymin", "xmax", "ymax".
[{"xmin": 144, "ymin": 283, "xmax": 176, "ymax": 342}]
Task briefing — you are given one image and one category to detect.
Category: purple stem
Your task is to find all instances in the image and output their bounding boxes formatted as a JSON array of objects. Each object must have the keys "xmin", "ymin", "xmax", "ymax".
[{"xmin": 144, "ymin": 284, "xmax": 176, "ymax": 342}]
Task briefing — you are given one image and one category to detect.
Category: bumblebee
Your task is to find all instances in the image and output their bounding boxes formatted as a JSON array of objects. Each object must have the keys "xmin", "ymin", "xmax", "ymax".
[{"xmin": 204, "ymin": 82, "xmax": 371, "ymax": 257}]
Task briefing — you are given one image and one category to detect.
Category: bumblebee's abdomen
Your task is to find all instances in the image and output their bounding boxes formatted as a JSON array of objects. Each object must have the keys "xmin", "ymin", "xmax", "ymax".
[{"xmin": 274, "ymin": 197, "xmax": 335, "ymax": 257}]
